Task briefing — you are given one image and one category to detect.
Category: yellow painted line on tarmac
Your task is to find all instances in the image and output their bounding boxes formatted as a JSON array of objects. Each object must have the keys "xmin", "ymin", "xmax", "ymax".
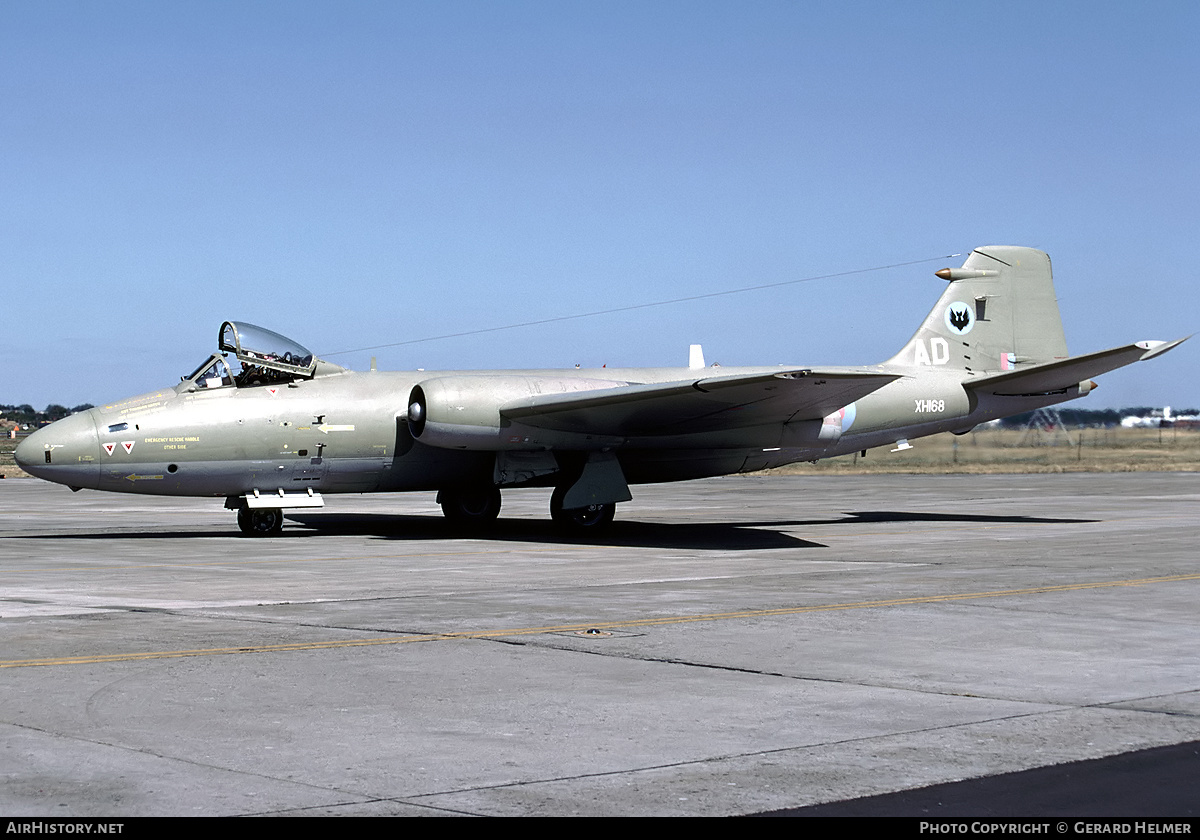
[
  {"xmin": 0, "ymin": 545, "xmax": 588, "ymax": 575},
  {"xmin": 5, "ymin": 572, "xmax": 1199, "ymax": 669}
]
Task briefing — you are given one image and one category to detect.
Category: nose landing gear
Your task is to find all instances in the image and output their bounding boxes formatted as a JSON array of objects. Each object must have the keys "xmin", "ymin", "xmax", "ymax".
[{"xmin": 236, "ymin": 506, "xmax": 284, "ymax": 536}]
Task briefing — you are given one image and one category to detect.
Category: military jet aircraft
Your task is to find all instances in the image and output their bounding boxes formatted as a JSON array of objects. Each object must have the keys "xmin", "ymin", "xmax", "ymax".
[{"xmin": 16, "ymin": 246, "xmax": 1185, "ymax": 536}]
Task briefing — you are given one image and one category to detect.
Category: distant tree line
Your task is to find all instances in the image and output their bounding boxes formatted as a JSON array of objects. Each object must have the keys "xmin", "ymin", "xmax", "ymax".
[{"xmin": 1, "ymin": 404, "xmax": 96, "ymax": 427}]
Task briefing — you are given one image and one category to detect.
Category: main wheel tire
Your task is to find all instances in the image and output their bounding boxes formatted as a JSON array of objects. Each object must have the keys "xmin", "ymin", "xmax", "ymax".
[
  {"xmin": 439, "ymin": 486, "xmax": 502, "ymax": 527},
  {"xmin": 549, "ymin": 486, "xmax": 616, "ymax": 530},
  {"xmin": 237, "ymin": 506, "xmax": 284, "ymax": 536}
]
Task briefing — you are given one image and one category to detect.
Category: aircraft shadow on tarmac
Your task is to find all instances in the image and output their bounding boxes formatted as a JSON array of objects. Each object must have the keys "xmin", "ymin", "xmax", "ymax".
[
  {"xmin": 282, "ymin": 508, "xmax": 1097, "ymax": 550},
  {"xmin": 18, "ymin": 513, "xmax": 812, "ymax": 549},
  {"xmin": 283, "ymin": 513, "xmax": 825, "ymax": 550},
  {"xmin": 782, "ymin": 510, "xmax": 1100, "ymax": 526},
  {"xmin": 22, "ymin": 510, "xmax": 1097, "ymax": 550}
]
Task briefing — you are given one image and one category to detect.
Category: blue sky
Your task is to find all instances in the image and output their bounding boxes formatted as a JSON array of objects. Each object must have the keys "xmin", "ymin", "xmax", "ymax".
[{"xmin": 3, "ymin": 1, "xmax": 1196, "ymax": 410}]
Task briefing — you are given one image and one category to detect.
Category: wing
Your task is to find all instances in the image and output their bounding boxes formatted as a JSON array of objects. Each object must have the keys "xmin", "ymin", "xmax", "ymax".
[
  {"xmin": 965, "ymin": 338, "xmax": 1189, "ymax": 396},
  {"xmin": 500, "ymin": 368, "xmax": 899, "ymax": 437}
]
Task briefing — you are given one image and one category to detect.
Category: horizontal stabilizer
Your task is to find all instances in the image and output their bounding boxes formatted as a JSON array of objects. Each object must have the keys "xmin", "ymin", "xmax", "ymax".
[
  {"xmin": 966, "ymin": 337, "xmax": 1189, "ymax": 396},
  {"xmin": 501, "ymin": 368, "xmax": 899, "ymax": 436}
]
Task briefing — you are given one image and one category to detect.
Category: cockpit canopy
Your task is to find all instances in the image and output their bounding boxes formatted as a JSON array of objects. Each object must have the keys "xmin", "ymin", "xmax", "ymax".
[
  {"xmin": 219, "ymin": 321, "xmax": 316, "ymax": 377},
  {"xmin": 181, "ymin": 322, "xmax": 340, "ymax": 391}
]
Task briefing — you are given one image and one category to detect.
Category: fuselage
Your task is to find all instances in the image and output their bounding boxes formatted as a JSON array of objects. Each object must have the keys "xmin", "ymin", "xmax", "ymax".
[{"xmin": 15, "ymin": 362, "xmax": 1078, "ymax": 498}]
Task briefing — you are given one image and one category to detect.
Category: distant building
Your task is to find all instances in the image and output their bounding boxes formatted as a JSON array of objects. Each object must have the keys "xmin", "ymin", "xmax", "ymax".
[{"xmin": 1121, "ymin": 406, "xmax": 1200, "ymax": 428}]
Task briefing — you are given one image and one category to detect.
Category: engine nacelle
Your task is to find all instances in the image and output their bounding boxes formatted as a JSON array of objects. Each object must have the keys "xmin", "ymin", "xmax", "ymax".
[
  {"xmin": 408, "ymin": 377, "xmax": 508, "ymax": 450},
  {"xmin": 408, "ymin": 375, "xmax": 627, "ymax": 451}
]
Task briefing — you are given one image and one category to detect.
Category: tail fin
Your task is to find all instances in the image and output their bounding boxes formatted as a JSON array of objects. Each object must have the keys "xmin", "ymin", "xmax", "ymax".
[{"xmin": 887, "ymin": 246, "xmax": 1068, "ymax": 373}]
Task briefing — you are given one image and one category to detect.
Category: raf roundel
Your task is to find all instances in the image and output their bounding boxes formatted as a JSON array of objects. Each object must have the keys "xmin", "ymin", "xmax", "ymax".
[{"xmin": 944, "ymin": 301, "xmax": 974, "ymax": 335}]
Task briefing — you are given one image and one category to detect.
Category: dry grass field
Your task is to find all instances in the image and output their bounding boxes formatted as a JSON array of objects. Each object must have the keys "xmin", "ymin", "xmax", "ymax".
[
  {"xmin": 765, "ymin": 426, "xmax": 1200, "ymax": 475},
  {"xmin": 3, "ymin": 427, "xmax": 1199, "ymax": 481},
  {"xmin": 1, "ymin": 437, "xmax": 27, "ymax": 479}
]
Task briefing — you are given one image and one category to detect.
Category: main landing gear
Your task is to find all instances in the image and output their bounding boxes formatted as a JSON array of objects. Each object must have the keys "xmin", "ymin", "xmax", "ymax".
[
  {"xmin": 549, "ymin": 486, "xmax": 616, "ymax": 530},
  {"xmin": 437, "ymin": 486, "xmax": 502, "ymax": 527},
  {"xmin": 434, "ymin": 484, "xmax": 617, "ymax": 532}
]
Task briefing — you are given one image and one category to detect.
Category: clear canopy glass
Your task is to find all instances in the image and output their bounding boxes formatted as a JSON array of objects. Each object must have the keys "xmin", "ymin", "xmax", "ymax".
[{"xmin": 218, "ymin": 321, "xmax": 316, "ymax": 377}]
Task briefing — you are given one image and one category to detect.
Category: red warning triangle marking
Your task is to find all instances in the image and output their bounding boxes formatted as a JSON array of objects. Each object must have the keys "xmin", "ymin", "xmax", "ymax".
[
  {"xmin": 121, "ymin": 441, "xmax": 135, "ymax": 454},
  {"xmin": 103, "ymin": 442, "xmax": 116, "ymax": 456}
]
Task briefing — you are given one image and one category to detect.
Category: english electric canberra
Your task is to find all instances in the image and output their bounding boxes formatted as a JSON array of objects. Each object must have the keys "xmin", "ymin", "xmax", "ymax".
[{"xmin": 17, "ymin": 247, "xmax": 1185, "ymax": 535}]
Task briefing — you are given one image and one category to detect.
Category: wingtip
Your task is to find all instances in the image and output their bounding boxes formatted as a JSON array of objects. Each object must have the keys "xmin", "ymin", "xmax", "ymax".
[{"xmin": 1137, "ymin": 336, "xmax": 1190, "ymax": 361}]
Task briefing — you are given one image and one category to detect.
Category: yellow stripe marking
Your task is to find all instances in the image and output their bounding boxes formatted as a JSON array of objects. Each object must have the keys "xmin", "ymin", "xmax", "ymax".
[
  {"xmin": 4, "ymin": 572, "xmax": 1198, "ymax": 669},
  {"xmin": 0, "ymin": 546, "xmax": 587, "ymax": 575}
]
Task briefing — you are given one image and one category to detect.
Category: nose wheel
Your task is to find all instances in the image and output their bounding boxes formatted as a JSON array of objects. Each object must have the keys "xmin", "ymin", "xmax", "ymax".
[{"xmin": 237, "ymin": 506, "xmax": 284, "ymax": 536}]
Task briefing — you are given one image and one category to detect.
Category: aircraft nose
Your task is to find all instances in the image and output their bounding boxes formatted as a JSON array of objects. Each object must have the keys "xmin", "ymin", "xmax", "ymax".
[
  {"xmin": 13, "ymin": 426, "xmax": 48, "ymax": 472},
  {"xmin": 14, "ymin": 410, "xmax": 102, "ymax": 489}
]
